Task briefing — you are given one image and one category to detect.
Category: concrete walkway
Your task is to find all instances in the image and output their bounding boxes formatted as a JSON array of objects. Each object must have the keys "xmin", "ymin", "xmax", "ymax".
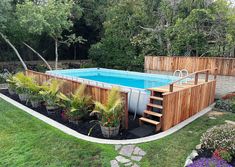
[{"xmin": 146, "ymin": 70, "xmax": 235, "ymax": 98}]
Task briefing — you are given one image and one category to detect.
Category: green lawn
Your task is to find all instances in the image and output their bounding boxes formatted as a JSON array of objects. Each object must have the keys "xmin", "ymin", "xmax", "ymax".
[{"xmin": 0, "ymin": 98, "xmax": 234, "ymax": 167}]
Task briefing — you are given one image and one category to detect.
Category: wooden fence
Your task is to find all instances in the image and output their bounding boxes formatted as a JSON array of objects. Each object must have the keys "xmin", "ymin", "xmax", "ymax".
[
  {"xmin": 161, "ymin": 69, "xmax": 216, "ymax": 131},
  {"xmin": 25, "ymin": 70, "xmax": 129, "ymax": 129},
  {"xmin": 145, "ymin": 56, "xmax": 235, "ymax": 76}
]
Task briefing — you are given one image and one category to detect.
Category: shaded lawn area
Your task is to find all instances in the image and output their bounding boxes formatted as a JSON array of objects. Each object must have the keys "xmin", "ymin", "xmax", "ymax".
[{"xmin": 0, "ymin": 98, "xmax": 234, "ymax": 167}]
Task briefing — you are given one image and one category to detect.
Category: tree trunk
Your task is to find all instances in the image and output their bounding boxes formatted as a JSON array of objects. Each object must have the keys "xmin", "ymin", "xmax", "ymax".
[
  {"xmin": 55, "ymin": 39, "xmax": 59, "ymax": 70},
  {"xmin": 23, "ymin": 42, "xmax": 52, "ymax": 70},
  {"xmin": 0, "ymin": 32, "xmax": 28, "ymax": 70}
]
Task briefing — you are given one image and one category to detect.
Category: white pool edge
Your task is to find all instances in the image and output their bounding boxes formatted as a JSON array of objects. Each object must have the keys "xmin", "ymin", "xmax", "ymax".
[{"xmin": 0, "ymin": 93, "xmax": 214, "ymax": 145}]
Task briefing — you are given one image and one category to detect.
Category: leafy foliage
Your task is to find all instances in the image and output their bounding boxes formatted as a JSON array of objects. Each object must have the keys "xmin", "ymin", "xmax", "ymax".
[
  {"xmin": 39, "ymin": 79, "xmax": 62, "ymax": 107},
  {"xmin": 57, "ymin": 84, "xmax": 93, "ymax": 120},
  {"xmin": 200, "ymin": 124, "xmax": 235, "ymax": 155},
  {"xmin": 91, "ymin": 87, "xmax": 124, "ymax": 127}
]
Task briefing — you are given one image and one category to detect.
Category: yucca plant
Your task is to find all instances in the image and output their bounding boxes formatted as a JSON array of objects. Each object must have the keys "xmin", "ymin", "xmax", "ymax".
[
  {"xmin": 57, "ymin": 84, "xmax": 93, "ymax": 123},
  {"xmin": 90, "ymin": 87, "xmax": 124, "ymax": 138},
  {"xmin": 39, "ymin": 79, "xmax": 62, "ymax": 113}
]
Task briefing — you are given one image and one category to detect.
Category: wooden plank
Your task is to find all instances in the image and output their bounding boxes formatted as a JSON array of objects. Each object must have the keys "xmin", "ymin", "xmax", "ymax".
[{"xmin": 145, "ymin": 56, "xmax": 235, "ymax": 76}]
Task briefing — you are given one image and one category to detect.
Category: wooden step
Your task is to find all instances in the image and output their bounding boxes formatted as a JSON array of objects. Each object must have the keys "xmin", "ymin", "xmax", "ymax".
[
  {"xmin": 150, "ymin": 96, "xmax": 163, "ymax": 101},
  {"xmin": 144, "ymin": 110, "xmax": 162, "ymax": 117},
  {"xmin": 147, "ymin": 88, "xmax": 169, "ymax": 93},
  {"xmin": 147, "ymin": 103, "xmax": 163, "ymax": 109},
  {"xmin": 139, "ymin": 117, "xmax": 160, "ymax": 126}
]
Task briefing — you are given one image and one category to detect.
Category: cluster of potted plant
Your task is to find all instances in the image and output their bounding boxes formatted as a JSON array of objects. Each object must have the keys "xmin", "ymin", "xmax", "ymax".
[{"xmin": 6, "ymin": 73, "xmax": 125, "ymax": 138}]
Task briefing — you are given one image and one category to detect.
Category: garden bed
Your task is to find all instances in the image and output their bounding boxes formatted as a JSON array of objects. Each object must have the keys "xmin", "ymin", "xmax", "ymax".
[{"xmin": 0, "ymin": 89, "xmax": 155, "ymax": 140}]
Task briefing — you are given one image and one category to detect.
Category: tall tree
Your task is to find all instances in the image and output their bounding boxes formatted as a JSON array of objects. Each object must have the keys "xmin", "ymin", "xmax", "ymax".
[
  {"xmin": 16, "ymin": 0, "xmax": 81, "ymax": 69},
  {"xmin": 0, "ymin": 0, "xmax": 27, "ymax": 70}
]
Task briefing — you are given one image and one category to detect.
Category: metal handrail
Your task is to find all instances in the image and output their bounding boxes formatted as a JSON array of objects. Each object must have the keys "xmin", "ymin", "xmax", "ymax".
[{"xmin": 169, "ymin": 68, "xmax": 218, "ymax": 92}]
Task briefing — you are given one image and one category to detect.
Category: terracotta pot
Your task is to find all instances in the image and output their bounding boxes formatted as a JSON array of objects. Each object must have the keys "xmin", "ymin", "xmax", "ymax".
[
  {"xmin": 18, "ymin": 93, "xmax": 29, "ymax": 102},
  {"xmin": 100, "ymin": 124, "xmax": 120, "ymax": 138}
]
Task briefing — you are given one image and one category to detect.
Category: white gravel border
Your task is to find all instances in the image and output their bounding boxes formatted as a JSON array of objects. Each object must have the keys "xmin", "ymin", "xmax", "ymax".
[{"xmin": 0, "ymin": 93, "xmax": 214, "ymax": 145}]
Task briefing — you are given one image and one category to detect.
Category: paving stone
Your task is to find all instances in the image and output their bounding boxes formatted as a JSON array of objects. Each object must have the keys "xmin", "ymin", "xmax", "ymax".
[
  {"xmin": 131, "ymin": 163, "xmax": 140, "ymax": 167},
  {"xmin": 131, "ymin": 156, "xmax": 142, "ymax": 162},
  {"xmin": 139, "ymin": 150, "xmax": 146, "ymax": 156},
  {"xmin": 115, "ymin": 145, "xmax": 122, "ymax": 151},
  {"xmin": 110, "ymin": 160, "xmax": 119, "ymax": 167},
  {"xmin": 116, "ymin": 156, "xmax": 131, "ymax": 164},
  {"xmin": 133, "ymin": 147, "xmax": 141, "ymax": 155},
  {"xmin": 124, "ymin": 162, "xmax": 133, "ymax": 166},
  {"xmin": 119, "ymin": 145, "xmax": 135, "ymax": 157}
]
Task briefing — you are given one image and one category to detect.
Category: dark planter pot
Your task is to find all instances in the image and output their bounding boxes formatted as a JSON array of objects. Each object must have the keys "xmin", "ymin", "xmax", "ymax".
[
  {"xmin": 100, "ymin": 124, "xmax": 120, "ymax": 138},
  {"xmin": 30, "ymin": 100, "xmax": 40, "ymax": 108},
  {"xmin": 46, "ymin": 105, "xmax": 59, "ymax": 115},
  {"xmin": 18, "ymin": 93, "xmax": 29, "ymax": 102}
]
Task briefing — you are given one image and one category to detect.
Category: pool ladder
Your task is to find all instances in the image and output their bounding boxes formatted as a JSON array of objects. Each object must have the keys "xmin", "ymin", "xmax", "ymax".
[{"xmin": 139, "ymin": 88, "xmax": 168, "ymax": 132}]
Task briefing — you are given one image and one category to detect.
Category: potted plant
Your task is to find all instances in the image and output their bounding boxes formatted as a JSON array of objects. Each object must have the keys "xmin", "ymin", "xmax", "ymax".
[
  {"xmin": 90, "ymin": 87, "xmax": 124, "ymax": 138},
  {"xmin": 39, "ymin": 79, "xmax": 62, "ymax": 114},
  {"xmin": 14, "ymin": 72, "xmax": 34, "ymax": 102},
  {"xmin": 57, "ymin": 84, "xmax": 93, "ymax": 124},
  {"xmin": 6, "ymin": 74, "xmax": 17, "ymax": 95},
  {"xmin": 28, "ymin": 82, "xmax": 43, "ymax": 108}
]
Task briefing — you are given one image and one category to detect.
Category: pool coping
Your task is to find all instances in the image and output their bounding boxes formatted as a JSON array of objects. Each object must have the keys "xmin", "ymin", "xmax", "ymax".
[{"xmin": 0, "ymin": 93, "xmax": 214, "ymax": 145}]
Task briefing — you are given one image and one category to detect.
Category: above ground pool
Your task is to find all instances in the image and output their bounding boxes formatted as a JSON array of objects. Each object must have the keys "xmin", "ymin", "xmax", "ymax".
[{"xmin": 46, "ymin": 68, "xmax": 178, "ymax": 115}]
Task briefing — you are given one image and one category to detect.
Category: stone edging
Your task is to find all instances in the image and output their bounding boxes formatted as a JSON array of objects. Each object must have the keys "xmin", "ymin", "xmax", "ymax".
[{"xmin": 0, "ymin": 93, "xmax": 214, "ymax": 145}]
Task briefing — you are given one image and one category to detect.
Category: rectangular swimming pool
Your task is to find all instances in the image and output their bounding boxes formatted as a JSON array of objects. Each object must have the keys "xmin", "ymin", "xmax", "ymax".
[
  {"xmin": 46, "ymin": 68, "xmax": 178, "ymax": 115},
  {"xmin": 47, "ymin": 68, "xmax": 177, "ymax": 90}
]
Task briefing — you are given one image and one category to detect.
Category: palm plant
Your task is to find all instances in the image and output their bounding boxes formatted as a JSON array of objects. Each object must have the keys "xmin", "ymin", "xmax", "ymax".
[
  {"xmin": 57, "ymin": 84, "xmax": 93, "ymax": 123},
  {"xmin": 39, "ymin": 79, "xmax": 62, "ymax": 112},
  {"xmin": 90, "ymin": 87, "xmax": 124, "ymax": 138}
]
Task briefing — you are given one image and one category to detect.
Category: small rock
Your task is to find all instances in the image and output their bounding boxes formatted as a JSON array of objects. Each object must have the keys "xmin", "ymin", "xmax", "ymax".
[
  {"xmin": 110, "ymin": 160, "xmax": 119, "ymax": 167},
  {"xmin": 116, "ymin": 156, "xmax": 131, "ymax": 164},
  {"xmin": 133, "ymin": 147, "xmax": 141, "ymax": 155},
  {"xmin": 131, "ymin": 156, "xmax": 142, "ymax": 162},
  {"xmin": 209, "ymin": 116, "xmax": 216, "ymax": 120},
  {"xmin": 188, "ymin": 131, "xmax": 193, "ymax": 134},
  {"xmin": 124, "ymin": 162, "xmax": 133, "ymax": 166},
  {"xmin": 184, "ymin": 159, "xmax": 193, "ymax": 167},
  {"xmin": 139, "ymin": 150, "xmax": 146, "ymax": 156},
  {"xmin": 132, "ymin": 163, "xmax": 140, "ymax": 167},
  {"xmin": 195, "ymin": 144, "xmax": 202, "ymax": 150},
  {"xmin": 189, "ymin": 150, "xmax": 198, "ymax": 159},
  {"xmin": 119, "ymin": 145, "xmax": 135, "ymax": 157},
  {"xmin": 115, "ymin": 145, "xmax": 122, "ymax": 151}
]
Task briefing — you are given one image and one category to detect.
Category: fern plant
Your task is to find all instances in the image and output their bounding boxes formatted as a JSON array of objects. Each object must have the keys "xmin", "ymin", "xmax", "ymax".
[
  {"xmin": 57, "ymin": 84, "xmax": 93, "ymax": 121},
  {"xmin": 91, "ymin": 87, "xmax": 124, "ymax": 127}
]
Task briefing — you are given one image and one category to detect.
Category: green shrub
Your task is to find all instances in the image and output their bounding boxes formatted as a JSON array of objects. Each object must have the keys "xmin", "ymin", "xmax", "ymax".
[
  {"xmin": 200, "ymin": 124, "xmax": 235, "ymax": 155},
  {"xmin": 215, "ymin": 99, "xmax": 234, "ymax": 113},
  {"xmin": 220, "ymin": 150, "xmax": 233, "ymax": 162}
]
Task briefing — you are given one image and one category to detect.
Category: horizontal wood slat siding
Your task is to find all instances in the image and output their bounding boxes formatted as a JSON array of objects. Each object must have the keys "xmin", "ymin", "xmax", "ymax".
[
  {"xmin": 25, "ymin": 70, "xmax": 129, "ymax": 129},
  {"xmin": 145, "ymin": 56, "xmax": 235, "ymax": 76},
  {"xmin": 162, "ymin": 80, "xmax": 216, "ymax": 131}
]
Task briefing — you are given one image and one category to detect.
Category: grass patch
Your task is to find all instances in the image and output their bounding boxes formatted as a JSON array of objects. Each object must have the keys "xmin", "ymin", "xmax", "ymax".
[{"xmin": 0, "ymin": 98, "xmax": 234, "ymax": 167}]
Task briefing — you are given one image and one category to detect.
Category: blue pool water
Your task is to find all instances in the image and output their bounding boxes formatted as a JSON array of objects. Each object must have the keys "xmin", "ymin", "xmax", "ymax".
[{"xmin": 47, "ymin": 68, "xmax": 178, "ymax": 89}]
